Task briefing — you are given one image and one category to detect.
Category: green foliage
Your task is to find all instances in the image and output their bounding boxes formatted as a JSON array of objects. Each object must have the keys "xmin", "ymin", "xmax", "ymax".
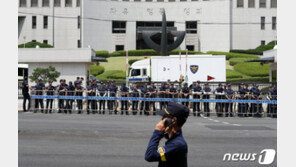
[
  {"xmin": 207, "ymin": 51, "xmax": 259, "ymax": 60},
  {"xmin": 230, "ymin": 40, "xmax": 277, "ymax": 55},
  {"xmin": 108, "ymin": 71, "xmax": 126, "ymax": 79},
  {"xmin": 29, "ymin": 66, "xmax": 60, "ymax": 83},
  {"xmin": 128, "ymin": 59, "xmax": 140, "ymax": 65},
  {"xmin": 90, "ymin": 65, "xmax": 105, "ymax": 76},
  {"xmin": 109, "ymin": 49, "xmax": 204, "ymax": 57},
  {"xmin": 226, "ymin": 69, "xmax": 244, "ymax": 79},
  {"xmin": 227, "ymin": 76, "xmax": 269, "ymax": 83},
  {"xmin": 96, "ymin": 70, "xmax": 126, "ymax": 81},
  {"xmin": 18, "ymin": 41, "xmax": 53, "ymax": 48},
  {"xmin": 95, "ymin": 50, "xmax": 109, "ymax": 58},
  {"xmin": 233, "ymin": 62, "xmax": 269, "ymax": 77},
  {"xmin": 228, "ymin": 57, "xmax": 256, "ymax": 66}
]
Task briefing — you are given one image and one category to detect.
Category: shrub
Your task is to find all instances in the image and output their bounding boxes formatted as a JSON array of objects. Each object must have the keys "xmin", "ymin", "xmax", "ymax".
[
  {"xmin": 96, "ymin": 50, "xmax": 109, "ymax": 58},
  {"xmin": 18, "ymin": 41, "xmax": 53, "ymax": 48},
  {"xmin": 226, "ymin": 69, "xmax": 244, "ymax": 79},
  {"xmin": 108, "ymin": 71, "xmax": 126, "ymax": 79},
  {"xmin": 90, "ymin": 65, "xmax": 105, "ymax": 76},
  {"xmin": 128, "ymin": 59, "xmax": 140, "ymax": 65},
  {"xmin": 227, "ymin": 76, "xmax": 269, "ymax": 83},
  {"xmin": 206, "ymin": 51, "xmax": 259, "ymax": 60},
  {"xmin": 233, "ymin": 62, "xmax": 269, "ymax": 77},
  {"xmin": 109, "ymin": 49, "xmax": 204, "ymax": 57},
  {"xmin": 230, "ymin": 40, "xmax": 277, "ymax": 55},
  {"xmin": 96, "ymin": 70, "xmax": 125, "ymax": 81},
  {"xmin": 229, "ymin": 57, "xmax": 256, "ymax": 66}
]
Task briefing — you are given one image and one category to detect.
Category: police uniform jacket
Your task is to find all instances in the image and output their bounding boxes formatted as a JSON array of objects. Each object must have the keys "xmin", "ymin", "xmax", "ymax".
[
  {"xmin": 22, "ymin": 81, "xmax": 30, "ymax": 95},
  {"xmin": 131, "ymin": 86, "xmax": 139, "ymax": 97},
  {"xmin": 98, "ymin": 86, "xmax": 107, "ymax": 96},
  {"xmin": 46, "ymin": 85, "xmax": 56, "ymax": 96},
  {"xmin": 86, "ymin": 85, "xmax": 96, "ymax": 96},
  {"xmin": 145, "ymin": 130, "xmax": 188, "ymax": 167},
  {"xmin": 58, "ymin": 84, "xmax": 67, "ymax": 96},
  {"xmin": 109, "ymin": 85, "xmax": 118, "ymax": 97},
  {"xmin": 35, "ymin": 83, "xmax": 45, "ymax": 95},
  {"xmin": 67, "ymin": 85, "xmax": 75, "ymax": 96},
  {"xmin": 75, "ymin": 86, "xmax": 84, "ymax": 96}
]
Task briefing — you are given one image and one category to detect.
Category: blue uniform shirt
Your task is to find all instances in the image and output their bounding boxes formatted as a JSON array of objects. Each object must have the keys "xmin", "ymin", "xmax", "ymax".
[
  {"xmin": 169, "ymin": 87, "xmax": 177, "ymax": 93},
  {"xmin": 35, "ymin": 83, "xmax": 45, "ymax": 95},
  {"xmin": 46, "ymin": 85, "xmax": 56, "ymax": 95},
  {"xmin": 120, "ymin": 86, "xmax": 129, "ymax": 92},
  {"xmin": 182, "ymin": 87, "xmax": 190, "ymax": 94},
  {"xmin": 192, "ymin": 86, "xmax": 202, "ymax": 92},
  {"xmin": 109, "ymin": 85, "xmax": 118, "ymax": 96},
  {"xmin": 203, "ymin": 87, "xmax": 211, "ymax": 92},
  {"xmin": 148, "ymin": 86, "xmax": 156, "ymax": 92},
  {"xmin": 145, "ymin": 130, "xmax": 188, "ymax": 167},
  {"xmin": 58, "ymin": 84, "xmax": 67, "ymax": 96},
  {"xmin": 225, "ymin": 89, "xmax": 234, "ymax": 95}
]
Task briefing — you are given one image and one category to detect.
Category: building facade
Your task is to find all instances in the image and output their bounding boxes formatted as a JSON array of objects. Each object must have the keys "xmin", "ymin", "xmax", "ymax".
[{"xmin": 18, "ymin": 0, "xmax": 277, "ymax": 52}]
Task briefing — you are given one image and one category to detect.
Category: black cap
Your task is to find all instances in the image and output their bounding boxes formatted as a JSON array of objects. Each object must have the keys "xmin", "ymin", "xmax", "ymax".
[
  {"xmin": 227, "ymin": 84, "xmax": 231, "ymax": 87},
  {"xmin": 38, "ymin": 79, "xmax": 42, "ymax": 82},
  {"xmin": 156, "ymin": 102, "xmax": 189, "ymax": 120},
  {"xmin": 69, "ymin": 81, "xmax": 73, "ymax": 84},
  {"xmin": 48, "ymin": 81, "xmax": 53, "ymax": 83},
  {"xmin": 196, "ymin": 81, "xmax": 200, "ymax": 84},
  {"xmin": 205, "ymin": 83, "xmax": 209, "ymax": 86},
  {"xmin": 241, "ymin": 83, "xmax": 244, "ymax": 85},
  {"xmin": 218, "ymin": 83, "xmax": 222, "ymax": 86},
  {"xmin": 100, "ymin": 82, "xmax": 104, "ymax": 84}
]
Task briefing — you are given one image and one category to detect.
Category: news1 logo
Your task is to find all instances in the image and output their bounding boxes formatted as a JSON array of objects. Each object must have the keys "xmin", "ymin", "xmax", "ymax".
[{"xmin": 223, "ymin": 149, "xmax": 276, "ymax": 165}]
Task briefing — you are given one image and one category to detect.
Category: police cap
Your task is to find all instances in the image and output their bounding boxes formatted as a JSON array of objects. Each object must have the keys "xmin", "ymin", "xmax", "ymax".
[{"xmin": 156, "ymin": 102, "xmax": 189, "ymax": 124}]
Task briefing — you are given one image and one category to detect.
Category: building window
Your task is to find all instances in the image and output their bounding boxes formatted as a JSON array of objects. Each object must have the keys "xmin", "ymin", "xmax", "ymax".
[
  {"xmin": 146, "ymin": 0, "xmax": 152, "ymax": 1},
  {"xmin": 261, "ymin": 40, "xmax": 265, "ymax": 45},
  {"xmin": 77, "ymin": 16, "xmax": 81, "ymax": 29},
  {"xmin": 19, "ymin": 0, "xmax": 27, "ymax": 7},
  {"xmin": 271, "ymin": 0, "xmax": 277, "ymax": 8},
  {"xmin": 54, "ymin": 0, "xmax": 61, "ymax": 7},
  {"xmin": 186, "ymin": 45, "xmax": 194, "ymax": 51},
  {"xmin": 31, "ymin": 0, "xmax": 38, "ymax": 7},
  {"xmin": 168, "ymin": 0, "xmax": 175, "ymax": 1},
  {"xmin": 32, "ymin": 16, "xmax": 37, "ymax": 29},
  {"xmin": 77, "ymin": 40, "xmax": 81, "ymax": 48},
  {"xmin": 186, "ymin": 21, "xmax": 197, "ymax": 34},
  {"xmin": 43, "ymin": 16, "xmax": 48, "ymax": 29},
  {"xmin": 122, "ymin": 0, "xmax": 129, "ymax": 1},
  {"xmin": 259, "ymin": 0, "xmax": 266, "ymax": 8},
  {"xmin": 42, "ymin": 0, "xmax": 49, "ymax": 7},
  {"xmin": 43, "ymin": 40, "xmax": 48, "ymax": 44},
  {"xmin": 32, "ymin": 40, "xmax": 37, "ymax": 42},
  {"xmin": 237, "ymin": 0, "xmax": 244, "ymax": 8},
  {"xmin": 192, "ymin": 0, "xmax": 198, "ymax": 1},
  {"xmin": 76, "ymin": 0, "xmax": 80, "ymax": 7},
  {"xmin": 248, "ymin": 0, "xmax": 255, "ymax": 8},
  {"xmin": 112, "ymin": 21, "xmax": 126, "ymax": 33},
  {"xmin": 157, "ymin": 0, "xmax": 164, "ymax": 1},
  {"xmin": 116, "ymin": 45, "xmax": 124, "ymax": 51},
  {"xmin": 134, "ymin": 0, "xmax": 141, "ymax": 2},
  {"xmin": 65, "ymin": 0, "xmax": 72, "ymax": 7},
  {"xmin": 260, "ymin": 17, "xmax": 265, "ymax": 30},
  {"xmin": 272, "ymin": 17, "xmax": 276, "ymax": 30},
  {"xmin": 180, "ymin": 0, "xmax": 187, "ymax": 1}
]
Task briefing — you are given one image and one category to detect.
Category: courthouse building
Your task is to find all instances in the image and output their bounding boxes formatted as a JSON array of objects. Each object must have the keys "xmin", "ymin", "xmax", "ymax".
[{"xmin": 18, "ymin": 0, "xmax": 277, "ymax": 52}]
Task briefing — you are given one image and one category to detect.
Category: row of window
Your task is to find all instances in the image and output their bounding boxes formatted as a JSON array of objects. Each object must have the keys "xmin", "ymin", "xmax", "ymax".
[
  {"xmin": 237, "ymin": 0, "xmax": 277, "ymax": 8},
  {"xmin": 19, "ymin": 0, "xmax": 80, "ymax": 8},
  {"xmin": 31, "ymin": 15, "xmax": 81, "ymax": 29},
  {"xmin": 260, "ymin": 16, "xmax": 276, "ymax": 30}
]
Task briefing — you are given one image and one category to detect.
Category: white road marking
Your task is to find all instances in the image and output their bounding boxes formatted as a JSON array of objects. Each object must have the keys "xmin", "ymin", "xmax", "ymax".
[
  {"xmin": 208, "ymin": 118, "xmax": 213, "ymax": 121},
  {"xmin": 213, "ymin": 120, "xmax": 219, "ymax": 122},
  {"xmin": 222, "ymin": 122, "xmax": 230, "ymax": 124},
  {"xmin": 232, "ymin": 124, "xmax": 241, "ymax": 126}
]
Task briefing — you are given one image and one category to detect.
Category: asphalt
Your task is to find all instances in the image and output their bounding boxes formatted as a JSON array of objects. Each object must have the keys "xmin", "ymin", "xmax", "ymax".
[{"xmin": 18, "ymin": 112, "xmax": 277, "ymax": 167}]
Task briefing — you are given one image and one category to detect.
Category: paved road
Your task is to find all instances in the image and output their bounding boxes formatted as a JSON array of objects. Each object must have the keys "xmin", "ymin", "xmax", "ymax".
[{"xmin": 19, "ymin": 112, "xmax": 277, "ymax": 167}]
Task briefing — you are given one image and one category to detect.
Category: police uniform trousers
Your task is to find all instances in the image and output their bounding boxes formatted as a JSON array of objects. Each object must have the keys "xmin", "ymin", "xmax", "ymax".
[
  {"xmin": 149, "ymin": 94, "xmax": 156, "ymax": 115},
  {"xmin": 132, "ymin": 93, "xmax": 139, "ymax": 115},
  {"xmin": 99, "ymin": 95, "xmax": 106, "ymax": 114},
  {"xmin": 203, "ymin": 95, "xmax": 210, "ymax": 117},
  {"xmin": 46, "ymin": 98, "xmax": 53, "ymax": 113},
  {"xmin": 108, "ymin": 94, "xmax": 116, "ymax": 114},
  {"xmin": 193, "ymin": 95, "xmax": 201, "ymax": 116},
  {"xmin": 35, "ymin": 97, "xmax": 44, "ymax": 113},
  {"xmin": 121, "ymin": 94, "xmax": 128, "ymax": 115},
  {"xmin": 215, "ymin": 95, "xmax": 224, "ymax": 117},
  {"xmin": 77, "ymin": 98, "xmax": 83, "ymax": 114},
  {"xmin": 159, "ymin": 93, "xmax": 166, "ymax": 110},
  {"xmin": 23, "ymin": 93, "xmax": 31, "ymax": 112},
  {"xmin": 66, "ymin": 99, "xmax": 74, "ymax": 114},
  {"xmin": 140, "ymin": 93, "xmax": 150, "ymax": 115},
  {"xmin": 238, "ymin": 97, "xmax": 247, "ymax": 117},
  {"xmin": 58, "ymin": 95, "xmax": 65, "ymax": 113},
  {"xmin": 225, "ymin": 99, "xmax": 233, "ymax": 117},
  {"xmin": 181, "ymin": 94, "xmax": 189, "ymax": 107},
  {"xmin": 87, "ymin": 96, "xmax": 96, "ymax": 114}
]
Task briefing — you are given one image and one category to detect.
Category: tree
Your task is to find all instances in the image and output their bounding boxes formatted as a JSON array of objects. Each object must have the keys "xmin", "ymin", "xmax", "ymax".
[{"xmin": 29, "ymin": 66, "xmax": 60, "ymax": 83}]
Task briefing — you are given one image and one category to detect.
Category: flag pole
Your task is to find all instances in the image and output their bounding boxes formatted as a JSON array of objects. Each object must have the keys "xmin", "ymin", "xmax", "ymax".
[{"xmin": 126, "ymin": 50, "xmax": 129, "ymax": 86}]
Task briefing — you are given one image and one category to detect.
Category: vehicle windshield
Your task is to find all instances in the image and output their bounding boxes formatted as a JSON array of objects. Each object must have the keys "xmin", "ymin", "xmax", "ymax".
[{"xmin": 131, "ymin": 69, "xmax": 141, "ymax": 76}]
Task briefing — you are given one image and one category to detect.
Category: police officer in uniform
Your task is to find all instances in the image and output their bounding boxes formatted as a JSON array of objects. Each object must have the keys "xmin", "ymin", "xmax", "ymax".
[
  {"xmin": 250, "ymin": 85, "xmax": 262, "ymax": 117},
  {"xmin": 22, "ymin": 77, "xmax": 31, "ymax": 112},
  {"xmin": 74, "ymin": 77, "xmax": 80, "ymax": 87},
  {"xmin": 266, "ymin": 86, "xmax": 274, "ymax": 117},
  {"xmin": 92, "ymin": 79, "xmax": 99, "ymax": 113},
  {"xmin": 57, "ymin": 79, "xmax": 67, "ymax": 113},
  {"xmin": 140, "ymin": 84, "xmax": 150, "ymax": 115},
  {"xmin": 192, "ymin": 81, "xmax": 202, "ymax": 117},
  {"xmin": 130, "ymin": 82, "xmax": 140, "ymax": 115},
  {"xmin": 108, "ymin": 81, "xmax": 118, "ymax": 114},
  {"xmin": 180, "ymin": 83, "xmax": 191, "ymax": 107},
  {"xmin": 45, "ymin": 81, "xmax": 55, "ymax": 114},
  {"xmin": 215, "ymin": 83, "xmax": 224, "ymax": 117},
  {"xmin": 164, "ymin": 83, "xmax": 170, "ymax": 107},
  {"xmin": 75, "ymin": 81, "xmax": 84, "ymax": 114},
  {"xmin": 145, "ymin": 102, "xmax": 189, "ymax": 167},
  {"xmin": 270, "ymin": 85, "xmax": 277, "ymax": 118},
  {"xmin": 120, "ymin": 83, "xmax": 129, "ymax": 115},
  {"xmin": 245, "ymin": 84, "xmax": 251, "ymax": 117},
  {"xmin": 158, "ymin": 83, "xmax": 167, "ymax": 110},
  {"xmin": 168, "ymin": 83, "xmax": 178, "ymax": 102},
  {"xmin": 98, "ymin": 82, "xmax": 107, "ymax": 114},
  {"xmin": 34, "ymin": 79, "xmax": 45, "ymax": 113},
  {"xmin": 238, "ymin": 83, "xmax": 248, "ymax": 117},
  {"xmin": 203, "ymin": 83, "xmax": 211, "ymax": 117},
  {"xmin": 86, "ymin": 81, "xmax": 96, "ymax": 114},
  {"xmin": 225, "ymin": 84, "xmax": 234, "ymax": 117},
  {"xmin": 65, "ymin": 81, "xmax": 75, "ymax": 114},
  {"xmin": 148, "ymin": 82, "xmax": 157, "ymax": 115}
]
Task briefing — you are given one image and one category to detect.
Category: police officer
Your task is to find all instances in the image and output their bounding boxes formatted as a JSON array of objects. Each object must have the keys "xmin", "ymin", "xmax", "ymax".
[
  {"xmin": 22, "ymin": 77, "xmax": 31, "ymax": 112},
  {"xmin": 98, "ymin": 82, "xmax": 107, "ymax": 114},
  {"xmin": 65, "ymin": 81, "xmax": 75, "ymax": 114},
  {"xmin": 75, "ymin": 81, "xmax": 84, "ymax": 114},
  {"xmin": 180, "ymin": 83, "xmax": 191, "ymax": 107},
  {"xmin": 250, "ymin": 84, "xmax": 262, "ymax": 117},
  {"xmin": 148, "ymin": 82, "xmax": 157, "ymax": 115},
  {"xmin": 106, "ymin": 81, "xmax": 111, "ymax": 111},
  {"xmin": 45, "ymin": 81, "xmax": 55, "ymax": 114},
  {"xmin": 74, "ymin": 77, "xmax": 80, "ymax": 87},
  {"xmin": 266, "ymin": 86, "xmax": 274, "ymax": 117},
  {"xmin": 120, "ymin": 83, "xmax": 129, "ymax": 115},
  {"xmin": 215, "ymin": 83, "xmax": 225, "ymax": 117},
  {"xmin": 34, "ymin": 79, "xmax": 45, "ymax": 113},
  {"xmin": 245, "ymin": 84, "xmax": 251, "ymax": 117},
  {"xmin": 158, "ymin": 83, "xmax": 167, "ymax": 110},
  {"xmin": 192, "ymin": 81, "xmax": 202, "ymax": 117},
  {"xmin": 270, "ymin": 85, "xmax": 277, "ymax": 118},
  {"xmin": 168, "ymin": 83, "xmax": 178, "ymax": 102},
  {"xmin": 57, "ymin": 79, "xmax": 67, "ymax": 113},
  {"xmin": 145, "ymin": 102, "xmax": 189, "ymax": 167},
  {"xmin": 164, "ymin": 83, "xmax": 170, "ymax": 107},
  {"xmin": 225, "ymin": 84, "xmax": 234, "ymax": 117},
  {"xmin": 86, "ymin": 80, "xmax": 96, "ymax": 114},
  {"xmin": 130, "ymin": 82, "xmax": 140, "ymax": 115},
  {"xmin": 140, "ymin": 84, "xmax": 150, "ymax": 115},
  {"xmin": 108, "ymin": 81, "xmax": 118, "ymax": 114},
  {"xmin": 238, "ymin": 83, "xmax": 248, "ymax": 117},
  {"xmin": 203, "ymin": 83, "xmax": 212, "ymax": 117},
  {"xmin": 92, "ymin": 79, "xmax": 99, "ymax": 113}
]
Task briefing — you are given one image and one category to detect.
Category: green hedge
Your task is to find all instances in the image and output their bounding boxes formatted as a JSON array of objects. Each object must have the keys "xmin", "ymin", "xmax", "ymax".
[
  {"xmin": 227, "ymin": 76, "xmax": 269, "ymax": 83},
  {"xmin": 230, "ymin": 40, "xmax": 277, "ymax": 55},
  {"xmin": 226, "ymin": 69, "xmax": 244, "ymax": 79},
  {"xmin": 234, "ymin": 62, "xmax": 269, "ymax": 77},
  {"xmin": 96, "ymin": 70, "xmax": 125, "ymax": 81},
  {"xmin": 96, "ymin": 50, "xmax": 109, "ymax": 58},
  {"xmin": 206, "ymin": 51, "xmax": 259, "ymax": 60},
  {"xmin": 90, "ymin": 65, "xmax": 105, "ymax": 76},
  {"xmin": 128, "ymin": 59, "xmax": 140, "ymax": 65},
  {"xmin": 108, "ymin": 71, "xmax": 126, "ymax": 79},
  {"xmin": 109, "ymin": 49, "xmax": 204, "ymax": 57},
  {"xmin": 18, "ymin": 41, "xmax": 53, "ymax": 48},
  {"xmin": 229, "ymin": 57, "xmax": 256, "ymax": 66}
]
